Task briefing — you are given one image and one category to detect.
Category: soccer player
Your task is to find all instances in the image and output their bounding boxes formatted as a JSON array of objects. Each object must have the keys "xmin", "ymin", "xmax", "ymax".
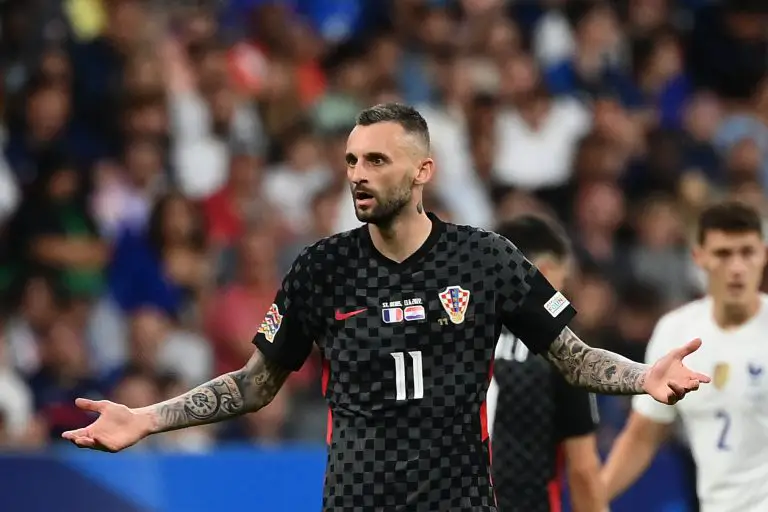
[
  {"xmin": 602, "ymin": 201, "xmax": 768, "ymax": 512},
  {"xmin": 487, "ymin": 215, "xmax": 605, "ymax": 512},
  {"xmin": 63, "ymin": 104, "xmax": 708, "ymax": 512}
]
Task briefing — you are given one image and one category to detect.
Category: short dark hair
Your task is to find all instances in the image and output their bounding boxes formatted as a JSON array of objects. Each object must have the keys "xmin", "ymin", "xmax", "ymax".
[
  {"xmin": 497, "ymin": 214, "xmax": 571, "ymax": 261},
  {"xmin": 355, "ymin": 103, "xmax": 431, "ymax": 150},
  {"xmin": 697, "ymin": 200, "xmax": 763, "ymax": 244}
]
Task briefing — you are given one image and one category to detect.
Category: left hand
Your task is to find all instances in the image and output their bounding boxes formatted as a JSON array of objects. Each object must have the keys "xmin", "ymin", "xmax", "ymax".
[{"xmin": 643, "ymin": 338, "xmax": 711, "ymax": 404}]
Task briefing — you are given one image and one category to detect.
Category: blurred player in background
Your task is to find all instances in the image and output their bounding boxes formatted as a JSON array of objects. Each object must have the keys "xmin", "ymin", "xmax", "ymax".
[
  {"xmin": 62, "ymin": 104, "xmax": 708, "ymax": 512},
  {"xmin": 603, "ymin": 201, "xmax": 768, "ymax": 512},
  {"xmin": 488, "ymin": 215, "xmax": 606, "ymax": 512}
]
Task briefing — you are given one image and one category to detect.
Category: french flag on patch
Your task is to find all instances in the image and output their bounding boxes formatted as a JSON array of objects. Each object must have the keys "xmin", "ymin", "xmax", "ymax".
[
  {"xmin": 404, "ymin": 305, "xmax": 425, "ymax": 322},
  {"xmin": 382, "ymin": 308, "xmax": 403, "ymax": 323}
]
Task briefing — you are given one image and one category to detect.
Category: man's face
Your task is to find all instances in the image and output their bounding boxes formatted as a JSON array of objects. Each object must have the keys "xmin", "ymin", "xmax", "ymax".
[
  {"xmin": 694, "ymin": 230, "xmax": 766, "ymax": 308},
  {"xmin": 345, "ymin": 122, "xmax": 421, "ymax": 225}
]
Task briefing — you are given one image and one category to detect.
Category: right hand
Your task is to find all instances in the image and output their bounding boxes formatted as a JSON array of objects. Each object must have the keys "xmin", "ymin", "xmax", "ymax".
[{"xmin": 61, "ymin": 398, "xmax": 154, "ymax": 453}]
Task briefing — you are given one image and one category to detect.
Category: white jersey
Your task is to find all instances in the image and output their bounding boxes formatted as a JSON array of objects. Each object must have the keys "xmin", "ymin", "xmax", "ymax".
[{"xmin": 633, "ymin": 295, "xmax": 768, "ymax": 512}]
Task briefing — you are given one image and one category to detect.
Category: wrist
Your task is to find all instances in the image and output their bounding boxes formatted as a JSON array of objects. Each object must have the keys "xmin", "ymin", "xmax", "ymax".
[
  {"xmin": 131, "ymin": 406, "xmax": 160, "ymax": 436},
  {"xmin": 638, "ymin": 366, "xmax": 650, "ymax": 394}
]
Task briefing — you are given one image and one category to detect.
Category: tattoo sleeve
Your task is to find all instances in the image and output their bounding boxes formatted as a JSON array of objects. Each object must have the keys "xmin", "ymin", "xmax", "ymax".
[
  {"xmin": 141, "ymin": 348, "xmax": 290, "ymax": 434},
  {"xmin": 546, "ymin": 327, "xmax": 649, "ymax": 395}
]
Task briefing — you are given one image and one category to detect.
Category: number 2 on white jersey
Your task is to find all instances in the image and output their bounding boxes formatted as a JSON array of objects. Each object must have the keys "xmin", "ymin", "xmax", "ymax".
[
  {"xmin": 391, "ymin": 351, "xmax": 424, "ymax": 401},
  {"xmin": 715, "ymin": 409, "xmax": 732, "ymax": 451}
]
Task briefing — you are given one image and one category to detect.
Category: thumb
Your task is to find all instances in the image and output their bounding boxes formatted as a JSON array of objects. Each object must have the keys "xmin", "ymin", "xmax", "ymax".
[
  {"xmin": 75, "ymin": 398, "xmax": 107, "ymax": 413},
  {"xmin": 674, "ymin": 338, "xmax": 702, "ymax": 359}
]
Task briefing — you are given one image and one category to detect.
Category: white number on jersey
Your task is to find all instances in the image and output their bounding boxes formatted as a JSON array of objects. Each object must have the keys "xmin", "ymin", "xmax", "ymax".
[
  {"xmin": 495, "ymin": 332, "xmax": 529, "ymax": 362},
  {"xmin": 391, "ymin": 351, "xmax": 424, "ymax": 401}
]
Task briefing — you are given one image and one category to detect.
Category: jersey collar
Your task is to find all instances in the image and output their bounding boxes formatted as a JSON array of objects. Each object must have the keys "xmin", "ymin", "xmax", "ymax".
[{"xmin": 361, "ymin": 212, "xmax": 445, "ymax": 270}]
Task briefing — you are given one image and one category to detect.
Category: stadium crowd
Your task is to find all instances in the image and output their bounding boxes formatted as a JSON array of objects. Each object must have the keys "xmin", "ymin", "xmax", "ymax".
[{"xmin": 0, "ymin": 0, "xmax": 767, "ymax": 456}]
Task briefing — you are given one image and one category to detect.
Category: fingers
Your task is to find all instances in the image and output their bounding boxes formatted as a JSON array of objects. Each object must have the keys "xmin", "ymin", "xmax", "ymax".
[
  {"xmin": 72, "ymin": 437, "xmax": 97, "ymax": 449},
  {"xmin": 75, "ymin": 398, "xmax": 107, "ymax": 413},
  {"xmin": 666, "ymin": 377, "xmax": 701, "ymax": 404},
  {"xmin": 668, "ymin": 381, "xmax": 687, "ymax": 400},
  {"xmin": 674, "ymin": 338, "xmax": 702, "ymax": 359},
  {"xmin": 61, "ymin": 429, "xmax": 86, "ymax": 441},
  {"xmin": 692, "ymin": 371, "xmax": 711, "ymax": 383},
  {"xmin": 64, "ymin": 435, "xmax": 114, "ymax": 452}
]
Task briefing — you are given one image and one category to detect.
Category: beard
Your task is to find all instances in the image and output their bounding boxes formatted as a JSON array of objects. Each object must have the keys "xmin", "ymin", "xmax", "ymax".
[{"xmin": 352, "ymin": 181, "xmax": 413, "ymax": 227}]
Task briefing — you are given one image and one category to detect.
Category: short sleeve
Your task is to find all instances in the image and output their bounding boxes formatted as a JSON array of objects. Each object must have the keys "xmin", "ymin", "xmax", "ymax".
[
  {"xmin": 553, "ymin": 371, "xmax": 599, "ymax": 440},
  {"xmin": 495, "ymin": 236, "xmax": 577, "ymax": 354},
  {"xmin": 631, "ymin": 317, "xmax": 678, "ymax": 424},
  {"xmin": 252, "ymin": 247, "xmax": 320, "ymax": 371}
]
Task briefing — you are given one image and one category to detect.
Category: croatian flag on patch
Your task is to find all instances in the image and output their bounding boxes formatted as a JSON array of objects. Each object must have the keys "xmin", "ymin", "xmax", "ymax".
[
  {"xmin": 382, "ymin": 308, "xmax": 404, "ymax": 323},
  {"xmin": 404, "ymin": 305, "xmax": 425, "ymax": 321}
]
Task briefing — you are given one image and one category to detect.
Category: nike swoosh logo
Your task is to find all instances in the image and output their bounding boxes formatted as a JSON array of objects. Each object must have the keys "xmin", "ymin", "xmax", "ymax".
[{"xmin": 335, "ymin": 308, "xmax": 368, "ymax": 321}]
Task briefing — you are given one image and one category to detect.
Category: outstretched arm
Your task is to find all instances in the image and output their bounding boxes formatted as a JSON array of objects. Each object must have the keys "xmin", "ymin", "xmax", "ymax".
[
  {"xmin": 62, "ymin": 348, "xmax": 292, "ymax": 452},
  {"xmin": 546, "ymin": 327, "xmax": 708, "ymax": 402},
  {"xmin": 546, "ymin": 327, "xmax": 648, "ymax": 394},
  {"xmin": 142, "ymin": 348, "xmax": 290, "ymax": 434}
]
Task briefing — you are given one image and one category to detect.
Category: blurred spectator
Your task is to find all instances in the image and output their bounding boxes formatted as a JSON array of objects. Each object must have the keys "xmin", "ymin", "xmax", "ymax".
[
  {"xmin": 4, "ymin": 274, "xmax": 60, "ymax": 376},
  {"xmin": 0, "ymin": 319, "xmax": 40, "ymax": 449},
  {"xmin": 8, "ymin": 158, "xmax": 107, "ymax": 299},
  {"xmin": 204, "ymin": 152, "xmax": 268, "ymax": 250},
  {"xmin": 5, "ymin": 79, "xmax": 73, "ymax": 184},
  {"xmin": 679, "ymin": 92, "xmax": 724, "ymax": 189},
  {"xmin": 109, "ymin": 192, "xmax": 209, "ymax": 317},
  {"xmin": 28, "ymin": 317, "xmax": 104, "ymax": 442},
  {"xmin": 104, "ymin": 307, "xmax": 211, "ymax": 391},
  {"xmin": 546, "ymin": 1, "xmax": 641, "ymax": 109},
  {"xmin": 206, "ymin": 228, "xmax": 279, "ymax": 375},
  {"xmin": 92, "ymin": 137, "xmax": 167, "ymax": 239},
  {"xmin": 419, "ymin": 56, "xmax": 495, "ymax": 228},
  {"xmin": 263, "ymin": 122, "xmax": 332, "ymax": 234},
  {"xmin": 605, "ymin": 281, "xmax": 666, "ymax": 363},
  {"xmin": 571, "ymin": 180, "xmax": 629, "ymax": 284},
  {"xmin": 633, "ymin": 28, "xmax": 690, "ymax": 130},
  {"xmin": 629, "ymin": 195, "xmax": 694, "ymax": 306},
  {"xmin": 715, "ymin": 76, "xmax": 768, "ymax": 188},
  {"xmin": 314, "ymin": 127, "xmax": 361, "ymax": 234},
  {"xmin": 493, "ymin": 77, "xmax": 592, "ymax": 190},
  {"xmin": 570, "ymin": 267, "xmax": 617, "ymax": 344}
]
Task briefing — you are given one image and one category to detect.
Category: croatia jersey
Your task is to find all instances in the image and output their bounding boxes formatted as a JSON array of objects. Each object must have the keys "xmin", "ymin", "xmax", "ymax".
[{"xmin": 253, "ymin": 213, "xmax": 577, "ymax": 511}]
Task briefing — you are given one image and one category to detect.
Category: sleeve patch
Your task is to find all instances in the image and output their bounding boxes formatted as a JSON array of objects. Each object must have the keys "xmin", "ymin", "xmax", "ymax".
[
  {"xmin": 258, "ymin": 303, "xmax": 283, "ymax": 343},
  {"xmin": 544, "ymin": 291, "xmax": 570, "ymax": 318}
]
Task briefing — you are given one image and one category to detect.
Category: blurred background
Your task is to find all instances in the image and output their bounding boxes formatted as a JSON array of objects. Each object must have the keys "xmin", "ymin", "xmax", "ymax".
[{"xmin": 1, "ymin": 0, "xmax": 767, "ymax": 510}]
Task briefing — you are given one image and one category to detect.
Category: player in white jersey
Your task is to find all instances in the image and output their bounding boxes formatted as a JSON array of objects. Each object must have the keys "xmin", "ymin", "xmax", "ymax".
[{"xmin": 602, "ymin": 200, "xmax": 768, "ymax": 512}]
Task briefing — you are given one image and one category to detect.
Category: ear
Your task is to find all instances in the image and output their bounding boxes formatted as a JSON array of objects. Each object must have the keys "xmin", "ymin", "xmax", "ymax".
[{"xmin": 414, "ymin": 158, "xmax": 435, "ymax": 187}]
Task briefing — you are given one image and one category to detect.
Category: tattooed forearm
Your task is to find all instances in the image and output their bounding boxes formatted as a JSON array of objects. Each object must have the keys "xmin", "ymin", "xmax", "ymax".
[
  {"xmin": 139, "ymin": 349, "xmax": 290, "ymax": 434},
  {"xmin": 547, "ymin": 327, "xmax": 648, "ymax": 395}
]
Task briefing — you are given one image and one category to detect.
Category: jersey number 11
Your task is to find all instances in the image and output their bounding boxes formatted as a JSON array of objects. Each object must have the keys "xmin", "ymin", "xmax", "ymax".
[{"xmin": 391, "ymin": 351, "xmax": 424, "ymax": 401}]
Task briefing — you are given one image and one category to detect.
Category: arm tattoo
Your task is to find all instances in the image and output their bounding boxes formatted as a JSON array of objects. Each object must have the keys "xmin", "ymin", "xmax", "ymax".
[
  {"xmin": 143, "ymin": 349, "xmax": 290, "ymax": 434},
  {"xmin": 546, "ymin": 327, "xmax": 648, "ymax": 395}
]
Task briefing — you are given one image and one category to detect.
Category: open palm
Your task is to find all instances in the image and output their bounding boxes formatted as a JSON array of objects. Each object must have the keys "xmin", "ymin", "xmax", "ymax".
[
  {"xmin": 644, "ymin": 338, "xmax": 711, "ymax": 404},
  {"xmin": 61, "ymin": 398, "xmax": 152, "ymax": 452}
]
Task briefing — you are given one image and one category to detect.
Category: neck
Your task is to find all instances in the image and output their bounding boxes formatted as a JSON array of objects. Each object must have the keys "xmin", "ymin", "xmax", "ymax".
[
  {"xmin": 712, "ymin": 294, "xmax": 761, "ymax": 329},
  {"xmin": 368, "ymin": 208, "xmax": 432, "ymax": 263}
]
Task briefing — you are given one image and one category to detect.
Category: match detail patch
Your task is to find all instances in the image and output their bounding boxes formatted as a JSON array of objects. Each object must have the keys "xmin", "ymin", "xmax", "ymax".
[
  {"xmin": 543, "ymin": 291, "xmax": 569, "ymax": 318},
  {"xmin": 258, "ymin": 303, "xmax": 283, "ymax": 342}
]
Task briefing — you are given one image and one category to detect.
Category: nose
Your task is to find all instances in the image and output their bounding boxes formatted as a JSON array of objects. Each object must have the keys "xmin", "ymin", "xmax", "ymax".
[
  {"xmin": 728, "ymin": 255, "xmax": 749, "ymax": 277},
  {"xmin": 347, "ymin": 163, "xmax": 366, "ymax": 186}
]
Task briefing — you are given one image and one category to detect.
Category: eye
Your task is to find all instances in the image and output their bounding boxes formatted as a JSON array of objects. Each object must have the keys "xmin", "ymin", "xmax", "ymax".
[
  {"xmin": 371, "ymin": 157, "xmax": 385, "ymax": 166},
  {"xmin": 346, "ymin": 155, "xmax": 358, "ymax": 166}
]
